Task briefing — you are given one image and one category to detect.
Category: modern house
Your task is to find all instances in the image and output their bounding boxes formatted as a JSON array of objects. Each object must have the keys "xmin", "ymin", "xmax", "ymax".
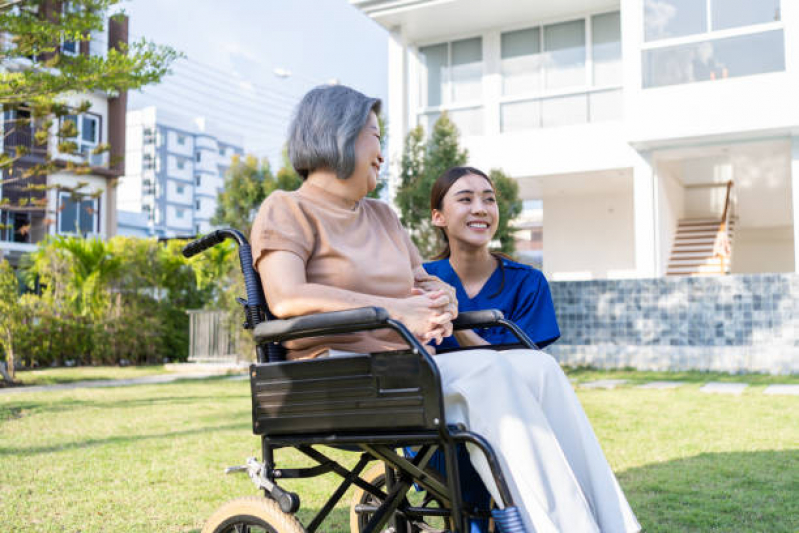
[
  {"xmin": 0, "ymin": 11, "xmax": 128, "ymax": 265},
  {"xmin": 117, "ymin": 107, "xmax": 244, "ymax": 238},
  {"xmin": 353, "ymin": 0, "xmax": 798, "ymax": 281}
]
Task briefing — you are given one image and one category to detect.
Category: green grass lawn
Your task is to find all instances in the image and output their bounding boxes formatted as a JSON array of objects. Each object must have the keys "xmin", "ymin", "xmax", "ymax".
[
  {"xmin": 11, "ymin": 365, "xmax": 169, "ymax": 386},
  {"xmin": 1, "ymin": 374, "xmax": 797, "ymax": 532},
  {"xmin": 563, "ymin": 366, "xmax": 799, "ymax": 385}
]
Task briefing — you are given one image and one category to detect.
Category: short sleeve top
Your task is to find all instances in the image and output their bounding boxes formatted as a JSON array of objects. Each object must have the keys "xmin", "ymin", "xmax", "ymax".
[
  {"xmin": 423, "ymin": 257, "xmax": 560, "ymax": 350},
  {"xmin": 250, "ymin": 182, "xmax": 423, "ymax": 359}
]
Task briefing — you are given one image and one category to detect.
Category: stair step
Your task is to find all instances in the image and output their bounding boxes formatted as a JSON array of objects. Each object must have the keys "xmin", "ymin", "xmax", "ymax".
[
  {"xmin": 666, "ymin": 271, "xmax": 727, "ymax": 277},
  {"xmin": 670, "ymin": 250, "xmax": 720, "ymax": 258},
  {"xmin": 679, "ymin": 218, "xmax": 723, "ymax": 225},
  {"xmin": 673, "ymin": 238, "xmax": 719, "ymax": 245},
  {"xmin": 667, "ymin": 264, "xmax": 726, "ymax": 274}
]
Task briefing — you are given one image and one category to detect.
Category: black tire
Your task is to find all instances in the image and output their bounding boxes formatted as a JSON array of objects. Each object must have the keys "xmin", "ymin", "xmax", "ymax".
[
  {"xmin": 202, "ymin": 496, "xmax": 306, "ymax": 533},
  {"xmin": 349, "ymin": 464, "xmax": 448, "ymax": 533}
]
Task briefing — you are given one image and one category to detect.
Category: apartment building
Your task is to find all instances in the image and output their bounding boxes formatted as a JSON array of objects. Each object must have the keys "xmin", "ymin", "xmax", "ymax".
[
  {"xmin": 0, "ymin": 12, "xmax": 128, "ymax": 265},
  {"xmin": 117, "ymin": 107, "xmax": 244, "ymax": 238},
  {"xmin": 353, "ymin": 0, "xmax": 798, "ymax": 280}
]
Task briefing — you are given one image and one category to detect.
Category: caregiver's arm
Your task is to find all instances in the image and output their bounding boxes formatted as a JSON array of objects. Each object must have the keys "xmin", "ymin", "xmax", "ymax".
[
  {"xmin": 453, "ymin": 329, "xmax": 490, "ymax": 347},
  {"xmin": 260, "ymin": 250, "xmax": 453, "ymax": 342}
]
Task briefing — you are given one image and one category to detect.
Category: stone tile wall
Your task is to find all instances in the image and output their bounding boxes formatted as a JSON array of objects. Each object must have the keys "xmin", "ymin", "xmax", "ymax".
[{"xmin": 547, "ymin": 274, "xmax": 799, "ymax": 374}]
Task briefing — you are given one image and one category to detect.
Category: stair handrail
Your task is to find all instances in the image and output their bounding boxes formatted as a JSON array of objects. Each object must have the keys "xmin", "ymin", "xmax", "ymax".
[{"xmin": 714, "ymin": 180, "xmax": 734, "ymax": 273}]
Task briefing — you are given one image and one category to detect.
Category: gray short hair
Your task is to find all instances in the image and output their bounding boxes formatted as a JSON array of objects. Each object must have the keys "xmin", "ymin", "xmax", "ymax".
[{"xmin": 287, "ymin": 85, "xmax": 381, "ymax": 180}]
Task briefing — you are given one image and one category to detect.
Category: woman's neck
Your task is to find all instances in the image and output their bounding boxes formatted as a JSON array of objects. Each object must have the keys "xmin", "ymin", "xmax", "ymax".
[
  {"xmin": 306, "ymin": 169, "xmax": 365, "ymax": 203},
  {"xmin": 448, "ymin": 242, "xmax": 497, "ymax": 297}
]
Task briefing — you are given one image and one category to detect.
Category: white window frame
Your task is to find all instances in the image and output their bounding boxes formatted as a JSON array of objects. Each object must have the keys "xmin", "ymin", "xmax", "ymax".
[
  {"xmin": 417, "ymin": 33, "xmax": 485, "ymax": 134},
  {"xmin": 60, "ymin": 2, "xmax": 80, "ymax": 57},
  {"xmin": 495, "ymin": 10, "xmax": 623, "ymax": 132},
  {"xmin": 57, "ymin": 191, "xmax": 99, "ymax": 236},
  {"xmin": 61, "ymin": 113, "xmax": 101, "ymax": 163}
]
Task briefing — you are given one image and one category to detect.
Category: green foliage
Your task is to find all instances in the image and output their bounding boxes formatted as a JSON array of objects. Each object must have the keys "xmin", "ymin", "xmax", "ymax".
[
  {"xmin": 395, "ymin": 113, "xmax": 468, "ymax": 258},
  {"xmin": 394, "ymin": 112, "xmax": 523, "ymax": 258},
  {"xmin": 0, "ymin": 260, "xmax": 22, "ymax": 381}
]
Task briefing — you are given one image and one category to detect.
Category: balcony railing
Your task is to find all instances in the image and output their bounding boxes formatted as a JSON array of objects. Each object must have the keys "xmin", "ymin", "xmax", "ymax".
[{"xmin": 3, "ymin": 123, "xmax": 47, "ymax": 158}]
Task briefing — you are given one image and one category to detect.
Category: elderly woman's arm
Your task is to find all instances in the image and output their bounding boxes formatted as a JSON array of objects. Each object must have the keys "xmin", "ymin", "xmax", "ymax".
[{"xmin": 260, "ymin": 251, "xmax": 454, "ymax": 343}]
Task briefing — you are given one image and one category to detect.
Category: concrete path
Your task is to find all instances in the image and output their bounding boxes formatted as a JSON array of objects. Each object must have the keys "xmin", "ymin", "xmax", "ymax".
[{"xmin": 0, "ymin": 372, "xmax": 245, "ymax": 395}]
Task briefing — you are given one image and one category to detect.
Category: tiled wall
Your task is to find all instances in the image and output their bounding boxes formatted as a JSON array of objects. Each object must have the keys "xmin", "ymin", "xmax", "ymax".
[{"xmin": 547, "ymin": 274, "xmax": 799, "ymax": 374}]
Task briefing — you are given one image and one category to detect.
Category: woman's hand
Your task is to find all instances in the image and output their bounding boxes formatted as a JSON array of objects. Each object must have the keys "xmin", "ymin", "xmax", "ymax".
[
  {"xmin": 391, "ymin": 288, "xmax": 454, "ymax": 345},
  {"xmin": 413, "ymin": 269, "xmax": 458, "ymax": 320}
]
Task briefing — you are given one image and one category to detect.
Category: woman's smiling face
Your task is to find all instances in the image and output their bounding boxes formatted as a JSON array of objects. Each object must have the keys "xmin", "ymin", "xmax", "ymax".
[
  {"xmin": 352, "ymin": 111, "xmax": 383, "ymax": 195},
  {"xmin": 432, "ymin": 173, "xmax": 499, "ymax": 250}
]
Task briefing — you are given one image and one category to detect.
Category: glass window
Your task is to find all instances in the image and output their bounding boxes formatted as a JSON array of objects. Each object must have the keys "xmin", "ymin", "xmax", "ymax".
[
  {"xmin": 177, "ymin": 134, "xmax": 186, "ymax": 145},
  {"xmin": 177, "ymin": 159, "xmax": 185, "ymax": 170},
  {"xmin": 176, "ymin": 208, "xmax": 185, "ymax": 219},
  {"xmin": 81, "ymin": 115, "xmax": 98, "ymax": 144},
  {"xmin": 544, "ymin": 20, "xmax": 586, "ymax": 89},
  {"xmin": 501, "ymin": 100, "xmax": 541, "ymax": 133},
  {"xmin": 592, "ymin": 12, "xmax": 622, "ymax": 86},
  {"xmin": 712, "ymin": 0, "xmax": 781, "ymax": 31},
  {"xmin": 501, "ymin": 27, "xmax": 542, "ymax": 96},
  {"xmin": 420, "ymin": 43, "xmax": 448, "ymax": 107},
  {"xmin": 589, "ymin": 89, "xmax": 623, "ymax": 122},
  {"xmin": 195, "ymin": 175, "xmax": 201, "ymax": 186},
  {"xmin": 542, "ymin": 94, "xmax": 588, "ymax": 127},
  {"xmin": 451, "ymin": 38, "xmax": 482, "ymax": 102},
  {"xmin": 643, "ymin": 30, "xmax": 785, "ymax": 87},
  {"xmin": 177, "ymin": 185, "xmax": 184, "ymax": 194},
  {"xmin": 195, "ymin": 151, "xmax": 201, "ymax": 163},
  {"xmin": 59, "ymin": 193, "xmax": 96, "ymax": 235},
  {"xmin": 196, "ymin": 200, "xmax": 201, "ymax": 210},
  {"xmin": 449, "ymin": 107, "xmax": 483, "ymax": 137},
  {"xmin": 644, "ymin": 0, "xmax": 707, "ymax": 41}
]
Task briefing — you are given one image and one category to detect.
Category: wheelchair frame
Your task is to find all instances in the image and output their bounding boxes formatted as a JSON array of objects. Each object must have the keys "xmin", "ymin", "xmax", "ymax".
[{"xmin": 184, "ymin": 229, "xmax": 534, "ymax": 533}]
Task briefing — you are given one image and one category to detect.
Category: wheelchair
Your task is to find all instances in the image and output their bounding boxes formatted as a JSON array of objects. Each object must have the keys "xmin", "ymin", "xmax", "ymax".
[{"xmin": 184, "ymin": 229, "xmax": 536, "ymax": 533}]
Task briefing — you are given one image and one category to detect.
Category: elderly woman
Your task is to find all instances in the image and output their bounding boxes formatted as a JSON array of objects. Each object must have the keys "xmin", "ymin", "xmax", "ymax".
[{"xmin": 251, "ymin": 85, "xmax": 640, "ymax": 533}]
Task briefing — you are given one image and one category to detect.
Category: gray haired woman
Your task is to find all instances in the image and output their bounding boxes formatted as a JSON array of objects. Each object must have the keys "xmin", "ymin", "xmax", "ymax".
[{"xmin": 251, "ymin": 84, "xmax": 640, "ymax": 533}]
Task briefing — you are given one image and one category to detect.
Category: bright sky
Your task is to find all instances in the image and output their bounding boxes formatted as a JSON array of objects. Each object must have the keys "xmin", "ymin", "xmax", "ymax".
[{"xmin": 124, "ymin": 0, "xmax": 388, "ymax": 168}]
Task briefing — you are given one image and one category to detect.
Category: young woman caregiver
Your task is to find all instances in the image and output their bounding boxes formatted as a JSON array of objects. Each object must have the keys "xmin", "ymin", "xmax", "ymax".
[{"xmin": 251, "ymin": 84, "xmax": 639, "ymax": 533}]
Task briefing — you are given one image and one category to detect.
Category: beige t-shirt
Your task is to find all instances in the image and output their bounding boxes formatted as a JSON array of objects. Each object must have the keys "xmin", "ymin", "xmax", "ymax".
[{"xmin": 251, "ymin": 182, "xmax": 423, "ymax": 359}]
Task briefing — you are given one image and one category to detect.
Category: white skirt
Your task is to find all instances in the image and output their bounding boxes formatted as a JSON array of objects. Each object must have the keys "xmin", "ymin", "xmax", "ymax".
[{"xmin": 434, "ymin": 349, "xmax": 641, "ymax": 533}]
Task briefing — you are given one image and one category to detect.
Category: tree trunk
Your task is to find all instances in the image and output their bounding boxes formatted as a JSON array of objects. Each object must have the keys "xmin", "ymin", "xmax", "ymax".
[{"xmin": 2, "ymin": 330, "xmax": 15, "ymax": 382}]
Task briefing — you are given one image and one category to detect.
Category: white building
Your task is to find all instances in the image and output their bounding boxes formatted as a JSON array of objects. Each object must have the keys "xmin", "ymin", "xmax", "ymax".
[
  {"xmin": 1, "ymin": 13, "xmax": 128, "ymax": 265},
  {"xmin": 118, "ymin": 107, "xmax": 244, "ymax": 238},
  {"xmin": 353, "ymin": 0, "xmax": 798, "ymax": 280}
]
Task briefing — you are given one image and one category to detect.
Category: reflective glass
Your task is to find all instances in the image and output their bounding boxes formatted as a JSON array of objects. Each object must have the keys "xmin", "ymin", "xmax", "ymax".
[
  {"xmin": 419, "ymin": 44, "xmax": 448, "ymax": 107},
  {"xmin": 59, "ymin": 195, "xmax": 78, "ymax": 233},
  {"xmin": 541, "ymin": 94, "xmax": 588, "ymax": 127},
  {"xmin": 592, "ymin": 12, "xmax": 622, "ymax": 86},
  {"xmin": 449, "ymin": 107, "xmax": 483, "ymax": 136},
  {"xmin": 501, "ymin": 28, "xmax": 541, "ymax": 96},
  {"xmin": 82, "ymin": 115, "xmax": 98, "ymax": 143},
  {"xmin": 589, "ymin": 89, "xmax": 623, "ymax": 122},
  {"xmin": 644, "ymin": 0, "xmax": 706, "ymax": 41},
  {"xmin": 451, "ymin": 38, "xmax": 482, "ymax": 102},
  {"xmin": 501, "ymin": 100, "xmax": 541, "ymax": 132},
  {"xmin": 712, "ymin": 0, "xmax": 781, "ymax": 30},
  {"xmin": 642, "ymin": 30, "xmax": 785, "ymax": 87},
  {"xmin": 544, "ymin": 20, "xmax": 586, "ymax": 89},
  {"xmin": 79, "ymin": 199, "xmax": 95, "ymax": 234}
]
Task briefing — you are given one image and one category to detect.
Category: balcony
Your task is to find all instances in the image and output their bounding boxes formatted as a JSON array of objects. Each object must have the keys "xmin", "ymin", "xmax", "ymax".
[{"xmin": 3, "ymin": 123, "xmax": 47, "ymax": 159}]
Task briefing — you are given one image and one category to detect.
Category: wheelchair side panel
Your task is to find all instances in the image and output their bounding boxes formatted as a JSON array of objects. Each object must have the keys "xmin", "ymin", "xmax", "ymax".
[{"xmin": 250, "ymin": 351, "xmax": 442, "ymax": 436}]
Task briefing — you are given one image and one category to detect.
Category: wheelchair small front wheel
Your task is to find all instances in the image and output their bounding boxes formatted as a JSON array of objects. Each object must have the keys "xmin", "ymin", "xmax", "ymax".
[{"xmin": 202, "ymin": 496, "xmax": 306, "ymax": 533}]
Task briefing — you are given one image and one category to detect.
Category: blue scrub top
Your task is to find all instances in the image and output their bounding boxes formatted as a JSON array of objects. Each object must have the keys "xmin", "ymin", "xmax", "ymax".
[{"xmin": 424, "ymin": 257, "xmax": 560, "ymax": 350}]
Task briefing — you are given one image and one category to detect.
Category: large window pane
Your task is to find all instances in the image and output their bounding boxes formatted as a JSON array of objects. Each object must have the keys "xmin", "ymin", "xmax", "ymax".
[
  {"xmin": 712, "ymin": 0, "xmax": 781, "ymax": 31},
  {"xmin": 501, "ymin": 28, "xmax": 541, "ymax": 96},
  {"xmin": 501, "ymin": 100, "xmax": 541, "ymax": 132},
  {"xmin": 451, "ymin": 37, "xmax": 482, "ymax": 102},
  {"xmin": 544, "ymin": 20, "xmax": 586, "ymax": 90},
  {"xmin": 420, "ymin": 112, "xmax": 440, "ymax": 134},
  {"xmin": 81, "ymin": 115, "xmax": 98, "ymax": 144},
  {"xmin": 59, "ymin": 195, "xmax": 78, "ymax": 233},
  {"xmin": 592, "ymin": 12, "xmax": 622, "ymax": 86},
  {"xmin": 589, "ymin": 89, "xmax": 623, "ymax": 122},
  {"xmin": 642, "ymin": 30, "xmax": 785, "ymax": 87},
  {"xmin": 79, "ymin": 199, "xmax": 95, "ymax": 233},
  {"xmin": 449, "ymin": 107, "xmax": 483, "ymax": 136},
  {"xmin": 420, "ymin": 43, "xmax": 447, "ymax": 107},
  {"xmin": 542, "ymin": 94, "xmax": 588, "ymax": 127},
  {"xmin": 644, "ymin": 0, "xmax": 707, "ymax": 41}
]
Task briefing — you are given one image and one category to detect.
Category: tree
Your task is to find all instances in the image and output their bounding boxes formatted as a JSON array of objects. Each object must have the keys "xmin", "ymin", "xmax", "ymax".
[
  {"xmin": 0, "ymin": 0, "xmax": 178, "ymax": 231},
  {"xmin": 395, "ymin": 113, "xmax": 467, "ymax": 258},
  {"xmin": 394, "ymin": 112, "xmax": 523, "ymax": 258},
  {"xmin": 212, "ymin": 154, "xmax": 274, "ymax": 234},
  {"xmin": 0, "ymin": 259, "xmax": 22, "ymax": 382}
]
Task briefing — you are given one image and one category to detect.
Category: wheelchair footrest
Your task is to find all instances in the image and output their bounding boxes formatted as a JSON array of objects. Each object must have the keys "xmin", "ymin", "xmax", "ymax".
[{"xmin": 491, "ymin": 507, "xmax": 527, "ymax": 533}]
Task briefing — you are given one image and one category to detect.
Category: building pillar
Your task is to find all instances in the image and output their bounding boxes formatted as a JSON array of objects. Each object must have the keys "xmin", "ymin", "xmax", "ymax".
[
  {"xmin": 791, "ymin": 136, "xmax": 799, "ymax": 272},
  {"xmin": 386, "ymin": 27, "xmax": 407, "ymax": 203},
  {"xmin": 633, "ymin": 151, "xmax": 657, "ymax": 277}
]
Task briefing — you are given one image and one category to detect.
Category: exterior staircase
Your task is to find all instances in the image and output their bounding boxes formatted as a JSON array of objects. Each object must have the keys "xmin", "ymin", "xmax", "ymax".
[{"xmin": 666, "ymin": 217, "xmax": 735, "ymax": 276}]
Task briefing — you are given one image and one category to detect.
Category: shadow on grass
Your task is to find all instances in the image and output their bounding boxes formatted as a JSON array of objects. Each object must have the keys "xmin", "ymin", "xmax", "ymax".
[
  {"xmin": 185, "ymin": 506, "xmax": 350, "ymax": 533},
  {"xmin": 621, "ymin": 450, "xmax": 799, "ymax": 533},
  {"xmin": 0, "ymin": 421, "xmax": 251, "ymax": 456}
]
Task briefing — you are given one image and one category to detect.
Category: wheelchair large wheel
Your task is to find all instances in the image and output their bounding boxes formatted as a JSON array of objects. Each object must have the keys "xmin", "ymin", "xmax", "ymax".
[
  {"xmin": 202, "ymin": 496, "xmax": 306, "ymax": 533},
  {"xmin": 350, "ymin": 464, "xmax": 449, "ymax": 533}
]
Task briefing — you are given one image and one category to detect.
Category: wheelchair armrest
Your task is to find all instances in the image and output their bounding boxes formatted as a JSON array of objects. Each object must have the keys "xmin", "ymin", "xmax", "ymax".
[
  {"xmin": 452, "ymin": 309, "xmax": 504, "ymax": 330},
  {"xmin": 253, "ymin": 306, "xmax": 391, "ymax": 344}
]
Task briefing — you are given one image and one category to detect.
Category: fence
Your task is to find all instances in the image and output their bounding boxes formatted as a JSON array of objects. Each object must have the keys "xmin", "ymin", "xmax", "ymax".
[{"xmin": 187, "ymin": 310, "xmax": 243, "ymax": 363}]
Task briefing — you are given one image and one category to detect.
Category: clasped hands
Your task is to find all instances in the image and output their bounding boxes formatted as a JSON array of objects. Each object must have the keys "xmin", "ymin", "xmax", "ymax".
[{"xmin": 403, "ymin": 271, "xmax": 458, "ymax": 348}]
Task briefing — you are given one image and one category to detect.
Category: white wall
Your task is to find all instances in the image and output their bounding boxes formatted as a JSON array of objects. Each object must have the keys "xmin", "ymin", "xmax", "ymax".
[
  {"xmin": 656, "ymin": 162, "xmax": 684, "ymax": 273},
  {"xmin": 544, "ymin": 190, "xmax": 635, "ymax": 280},
  {"xmin": 732, "ymin": 226, "xmax": 794, "ymax": 273},
  {"xmin": 165, "ymin": 205, "xmax": 193, "ymax": 230}
]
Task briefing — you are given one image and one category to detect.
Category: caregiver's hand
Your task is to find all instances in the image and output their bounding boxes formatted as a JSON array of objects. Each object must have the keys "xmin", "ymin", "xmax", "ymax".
[
  {"xmin": 391, "ymin": 289, "xmax": 454, "ymax": 345},
  {"xmin": 414, "ymin": 270, "xmax": 458, "ymax": 320}
]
